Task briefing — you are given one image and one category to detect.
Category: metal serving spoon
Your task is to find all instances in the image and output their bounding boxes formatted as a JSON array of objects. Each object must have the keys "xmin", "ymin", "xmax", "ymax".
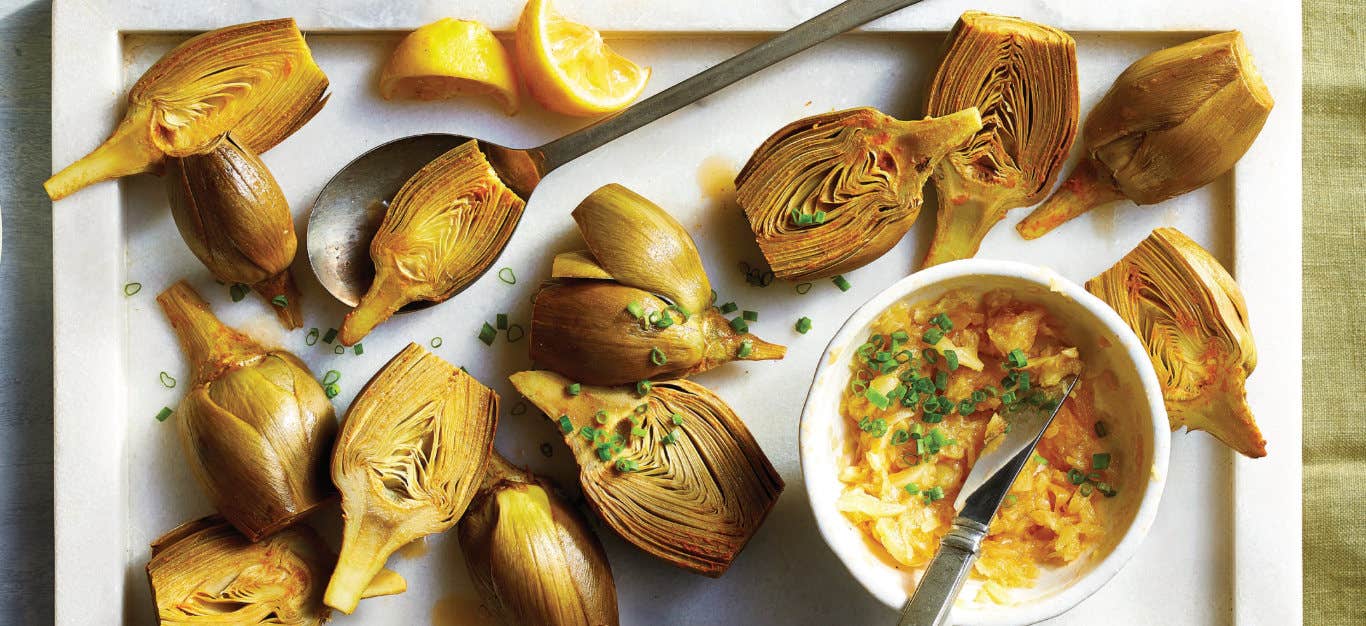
[{"xmin": 307, "ymin": 0, "xmax": 928, "ymax": 310}]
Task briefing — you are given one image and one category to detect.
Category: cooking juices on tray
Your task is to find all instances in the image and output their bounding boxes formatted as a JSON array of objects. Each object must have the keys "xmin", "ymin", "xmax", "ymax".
[{"xmin": 835, "ymin": 288, "xmax": 1122, "ymax": 602}]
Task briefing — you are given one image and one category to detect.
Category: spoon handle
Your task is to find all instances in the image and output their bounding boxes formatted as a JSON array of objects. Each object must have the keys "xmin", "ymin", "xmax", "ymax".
[
  {"xmin": 535, "ymin": 0, "xmax": 928, "ymax": 173},
  {"xmin": 898, "ymin": 517, "xmax": 988, "ymax": 626}
]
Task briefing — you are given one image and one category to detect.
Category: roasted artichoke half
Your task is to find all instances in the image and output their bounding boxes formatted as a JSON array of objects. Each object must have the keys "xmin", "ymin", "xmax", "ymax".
[
  {"xmin": 1087, "ymin": 227, "xmax": 1265, "ymax": 457},
  {"xmin": 510, "ymin": 370, "xmax": 784, "ymax": 577},
  {"xmin": 531, "ymin": 184, "xmax": 784, "ymax": 385},
  {"xmin": 339, "ymin": 140, "xmax": 526, "ymax": 345},
  {"xmin": 147, "ymin": 516, "xmax": 404, "ymax": 625},
  {"xmin": 326, "ymin": 343, "xmax": 498, "ymax": 613},
  {"xmin": 1018, "ymin": 31, "xmax": 1273, "ymax": 239},
  {"xmin": 734, "ymin": 107, "xmax": 982, "ymax": 280},
  {"xmin": 166, "ymin": 132, "xmax": 304, "ymax": 328},
  {"xmin": 458, "ymin": 451, "xmax": 620, "ymax": 626},
  {"xmin": 45, "ymin": 18, "xmax": 328, "ymax": 200},
  {"xmin": 922, "ymin": 11, "xmax": 1078, "ymax": 266},
  {"xmin": 157, "ymin": 281, "xmax": 337, "ymax": 541}
]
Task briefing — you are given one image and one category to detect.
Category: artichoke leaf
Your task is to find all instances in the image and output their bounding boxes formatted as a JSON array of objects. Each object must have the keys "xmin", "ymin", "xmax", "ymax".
[
  {"xmin": 166, "ymin": 132, "xmax": 304, "ymax": 328},
  {"xmin": 325, "ymin": 343, "xmax": 498, "ymax": 613},
  {"xmin": 551, "ymin": 250, "xmax": 615, "ymax": 280},
  {"xmin": 922, "ymin": 11, "xmax": 1078, "ymax": 267},
  {"xmin": 158, "ymin": 281, "xmax": 337, "ymax": 541},
  {"xmin": 458, "ymin": 452, "xmax": 620, "ymax": 626},
  {"xmin": 339, "ymin": 140, "xmax": 526, "ymax": 345},
  {"xmin": 736, "ymin": 107, "xmax": 982, "ymax": 280},
  {"xmin": 45, "ymin": 19, "xmax": 329, "ymax": 201},
  {"xmin": 509, "ymin": 370, "xmax": 784, "ymax": 577},
  {"xmin": 1019, "ymin": 31, "xmax": 1273, "ymax": 239},
  {"xmin": 148, "ymin": 516, "xmax": 404, "ymax": 626},
  {"xmin": 1086, "ymin": 227, "xmax": 1264, "ymax": 457}
]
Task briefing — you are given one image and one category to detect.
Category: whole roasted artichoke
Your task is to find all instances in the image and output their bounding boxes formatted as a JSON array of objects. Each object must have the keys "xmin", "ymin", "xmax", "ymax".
[
  {"xmin": 325, "ymin": 343, "xmax": 498, "ymax": 613},
  {"xmin": 1018, "ymin": 31, "xmax": 1273, "ymax": 238},
  {"xmin": 922, "ymin": 11, "xmax": 1078, "ymax": 266},
  {"xmin": 735, "ymin": 107, "xmax": 982, "ymax": 280},
  {"xmin": 510, "ymin": 370, "xmax": 784, "ymax": 577},
  {"xmin": 1087, "ymin": 227, "xmax": 1265, "ymax": 457},
  {"xmin": 340, "ymin": 140, "xmax": 525, "ymax": 345},
  {"xmin": 531, "ymin": 184, "xmax": 784, "ymax": 385},
  {"xmin": 157, "ymin": 281, "xmax": 337, "ymax": 541},
  {"xmin": 166, "ymin": 132, "xmax": 303, "ymax": 328},
  {"xmin": 458, "ymin": 451, "xmax": 619, "ymax": 626},
  {"xmin": 147, "ymin": 516, "xmax": 404, "ymax": 625},
  {"xmin": 45, "ymin": 18, "xmax": 328, "ymax": 201}
]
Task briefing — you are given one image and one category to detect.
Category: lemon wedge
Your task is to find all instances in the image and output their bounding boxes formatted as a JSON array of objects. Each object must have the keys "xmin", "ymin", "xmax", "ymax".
[
  {"xmin": 379, "ymin": 18, "xmax": 520, "ymax": 114},
  {"xmin": 515, "ymin": 0, "xmax": 651, "ymax": 116}
]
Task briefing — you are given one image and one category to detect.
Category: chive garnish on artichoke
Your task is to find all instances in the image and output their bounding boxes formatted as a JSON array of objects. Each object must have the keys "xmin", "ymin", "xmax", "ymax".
[
  {"xmin": 510, "ymin": 370, "xmax": 784, "ymax": 577},
  {"xmin": 922, "ymin": 11, "xmax": 1078, "ymax": 267},
  {"xmin": 734, "ymin": 107, "xmax": 982, "ymax": 280},
  {"xmin": 45, "ymin": 19, "xmax": 328, "ymax": 201},
  {"xmin": 1018, "ymin": 32, "xmax": 1274, "ymax": 239},
  {"xmin": 531, "ymin": 184, "xmax": 785, "ymax": 386}
]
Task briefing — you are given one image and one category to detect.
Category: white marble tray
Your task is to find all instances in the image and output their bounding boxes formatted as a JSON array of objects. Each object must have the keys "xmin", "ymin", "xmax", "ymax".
[{"xmin": 50, "ymin": 1, "xmax": 1302, "ymax": 624}]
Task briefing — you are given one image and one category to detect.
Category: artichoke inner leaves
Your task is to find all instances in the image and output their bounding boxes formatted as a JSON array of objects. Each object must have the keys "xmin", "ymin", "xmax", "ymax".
[
  {"xmin": 367, "ymin": 400, "xmax": 445, "ymax": 506},
  {"xmin": 152, "ymin": 63, "xmax": 274, "ymax": 155}
]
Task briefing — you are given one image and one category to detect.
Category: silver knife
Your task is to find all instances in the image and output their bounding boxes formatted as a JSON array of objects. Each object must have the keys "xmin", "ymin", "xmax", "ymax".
[{"xmin": 897, "ymin": 375, "xmax": 1081, "ymax": 626}]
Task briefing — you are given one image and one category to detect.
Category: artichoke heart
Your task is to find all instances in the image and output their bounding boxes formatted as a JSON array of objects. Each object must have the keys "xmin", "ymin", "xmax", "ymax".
[
  {"xmin": 339, "ymin": 140, "xmax": 526, "ymax": 345},
  {"xmin": 458, "ymin": 451, "xmax": 619, "ymax": 626},
  {"xmin": 325, "ymin": 343, "xmax": 498, "ymax": 613},
  {"xmin": 157, "ymin": 281, "xmax": 337, "ymax": 542},
  {"xmin": 147, "ymin": 516, "xmax": 405, "ymax": 625},
  {"xmin": 1018, "ymin": 31, "xmax": 1273, "ymax": 239},
  {"xmin": 45, "ymin": 18, "xmax": 328, "ymax": 200},
  {"xmin": 509, "ymin": 370, "xmax": 784, "ymax": 577},
  {"xmin": 166, "ymin": 132, "xmax": 303, "ymax": 328},
  {"xmin": 531, "ymin": 184, "xmax": 785, "ymax": 385},
  {"xmin": 1086, "ymin": 228, "xmax": 1265, "ymax": 457},
  {"xmin": 734, "ymin": 107, "xmax": 982, "ymax": 280},
  {"xmin": 922, "ymin": 11, "xmax": 1078, "ymax": 267}
]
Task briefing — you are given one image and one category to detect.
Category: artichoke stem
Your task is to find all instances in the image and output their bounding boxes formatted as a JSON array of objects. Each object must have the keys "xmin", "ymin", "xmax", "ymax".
[
  {"xmin": 44, "ymin": 110, "xmax": 158, "ymax": 201},
  {"xmin": 360, "ymin": 568, "xmax": 408, "ymax": 598},
  {"xmin": 325, "ymin": 516, "xmax": 397, "ymax": 614},
  {"xmin": 1016, "ymin": 157, "xmax": 1125, "ymax": 240},
  {"xmin": 156, "ymin": 280, "xmax": 263, "ymax": 383},
  {"xmin": 339, "ymin": 274, "xmax": 410, "ymax": 346},
  {"xmin": 253, "ymin": 270, "xmax": 304, "ymax": 330},
  {"xmin": 737, "ymin": 334, "xmax": 786, "ymax": 362},
  {"xmin": 922, "ymin": 192, "xmax": 1013, "ymax": 268}
]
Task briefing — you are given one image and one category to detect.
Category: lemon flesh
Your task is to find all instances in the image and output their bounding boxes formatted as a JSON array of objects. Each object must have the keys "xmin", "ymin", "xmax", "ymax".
[
  {"xmin": 380, "ymin": 18, "xmax": 520, "ymax": 114},
  {"xmin": 515, "ymin": 0, "xmax": 650, "ymax": 116}
]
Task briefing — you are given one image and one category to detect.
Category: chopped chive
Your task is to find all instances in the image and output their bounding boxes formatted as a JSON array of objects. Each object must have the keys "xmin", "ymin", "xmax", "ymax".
[
  {"xmin": 322, "ymin": 370, "xmax": 341, "ymax": 385},
  {"xmin": 958, "ymin": 400, "xmax": 975, "ymax": 415},
  {"xmin": 813, "ymin": 210, "xmax": 828, "ymax": 224},
  {"xmin": 506, "ymin": 324, "xmax": 525, "ymax": 342},
  {"xmin": 710, "ymin": 289, "xmax": 718, "ymax": 304},
  {"xmin": 157, "ymin": 371, "xmax": 176, "ymax": 389},
  {"xmin": 904, "ymin": 482, "xmax": 920, "ymax": 495},
  {"xmin": 1067, "ymin": 468, "xmax": 1086, "ymax": 485},
  {"xmin": 1018, "ymin": 371, "xmax": 1031, "ymax": 392},
  {"xmin": 1002, "ymin": 391, "xmax": 1017, "ymax": 404},
  {"xmin": 305, "ymin": 328, "xmax": 320, "ymax": 346},
  {"xmin": 891, "ymin": 429, "xmax": 910, "ymax": 445},
  {"xmin": 580, "ymin": 426, "xmax": 597, "ymax": 440},
  {"xmin": 229, "ymin": 284, "xmax": 249, "ymax": 302},
  {"xmin": 930, "ymin": 313, "xmax": 954, "ymax": 331},
  {"xmin": 922, "ymin": 348, "xmax": 939, "ymax": 364},
  {"xmin": 944, "ymin": 349, "xmax": 959, "ymax": 371},
  {"xmin": 615, "ymin": 458, "xmax": 638, "ymax": 472},
  {"xmin": 1033, "ymin": 453, "xmax": 1048, "ymax": 465},
  {"xmin": 670, "ymin": 412, "xmax": 684, "ymax": 426},
  {"xmin": 971, "ymin": 390, "xmax": 986, "ymax": 403},
  {"xmin": 890, "ymin": 330, "xmax": 910, "ymax": 345},
  {"xmin": 567, "ymin": 383, "xmax": 581, "ymax": 396},
  {"xmin": 795, "ymin": 317, "xmax": 813, "ymax": 334},
  {"xmin": 323, "ymin": 328, "xmax": 338, "ymax": 344},
  {"xmin": 719, "ymin": 301, "xmax": 738, "ymax": 314},
  {"xmin": 353, "ymin": 343, "xmax": 364, "ymax": 356},
  {"xmin": 627, "ymin": 301, "xmax": 645, "ymax": 319},
  {"xmin": 1007, "ymin": 348, "xmax": 1028, "ymax": 368},
  {"xmin": 1003, "ymin": 494, "xmax": 1018, "ymax": 507},
  {"xmin": 742, "ymin": 310, "xmax": 758, "ymax": 322},
  {"xmin": 479, "ymin": 323, "xmax": 497, "ymax": 345},
  {"xmin": 430, "ymin": 336, "xmax": 443, "ymax": 348},
  {"xmin": 154, "ymin": 407, "xmax": 173, "ymax": 422},
  {"xmin": 795, "ymin": 282, "xmax": 813, "ymax": 295},
  {"xmin": 558, "ymin": 415, "xmax": 574, "ymax": 433},
  {"xmin": 922, "ymin": 328, "xmax": 943, "ymax": 345},
  {"xmin": 497, "ymin": 267, "xmax": 517, "ymax": 284},
  {"xmin": 334, "ymin": 344, "xmax": 345, "ymax": 354},
  {"xmin": 924, "ymin": 486, "xmax": 945, "ymax": 502},
  {"xmin": 1092, "ymin": 453, "xmax": 1112, "ymax": 470},
  {"xmin": 324, "ymin": 383, "xmax": 341, "ymax": 399},
  {"xmin": 595, "ymin": 410, "xmax": 610, "ymax": 425},
  {"xmin": 123, "ymin": 282, "xmax": 142, "ymax": 296},
  {"xmin": 596, "ymin": 444, "xmax": 615, "ymax": 461},
  {"xmin": 631, "ymin": 427, "xmax": 648, "ymax": 438},
  {"xmin": 496, "ymin": 313, "xmax": 509, "ymax": 330},
  {"xmin": 271, "ymin": 295, "xmax": 289, "ymax": 308},
  {"xmin": 736, "ymin": 339, "xmax": 754, "ymax": 358},
  {"xmin": 730, "ymin": 317, "xmax": 749, "ymax": 333},
  {"xmin": 1094, "ymin": 421, "xmax": 1109, "ymax": 438},
  {"xmin": 1096, "ymin": 482, "xmax": 1118, "ymax": 497},
  {"xmin": 832, "ymin": 275, "xmax": 851, "ymax": 292},
  {"xmin": 636, "ymin": 380, "xmax": 652, "ymax": 396},
  {"xmin": 983, "ymin": 385, "xmax": 1000, "ymax": 397},
  {"xmin": 865, "ymin": 388, "xmax": 891, "ymax": 410},
  {"xmin": 653, "ymin": 311, "xmax": 675, "ymax": 329},
  {"xmin": 650, "ymin": 347, "xmax": 668, "ymax": 365},
  {"xmin": 934, "ymin": 371, "xmax": 948, "ymax": 390},
  {"xmin": 1079, "ymin": 483, "xmax": 1095, "ymax": 497}
]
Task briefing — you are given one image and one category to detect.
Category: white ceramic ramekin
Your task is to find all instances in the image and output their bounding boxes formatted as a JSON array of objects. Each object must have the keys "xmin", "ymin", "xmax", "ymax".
[{"xmin": 799, "ymin": 259, "xmax": 1170, "ymax": 625}]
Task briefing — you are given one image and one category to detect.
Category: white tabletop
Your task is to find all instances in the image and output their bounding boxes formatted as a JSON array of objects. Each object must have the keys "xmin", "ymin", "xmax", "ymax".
[{"xmin": 0, "ymin": 1, "xmax": 54, "ymax": 622}]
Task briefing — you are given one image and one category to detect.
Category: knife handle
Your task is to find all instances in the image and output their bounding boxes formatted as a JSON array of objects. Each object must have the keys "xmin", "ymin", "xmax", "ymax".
[{"xmin": 898, "ymin": 517, "xmax": 989, "ymax": 626}]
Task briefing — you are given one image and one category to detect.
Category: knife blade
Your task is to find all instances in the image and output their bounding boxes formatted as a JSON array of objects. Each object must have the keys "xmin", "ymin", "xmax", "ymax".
[{"xmin": 898, "ymin": 374, "xmax": 1080, "ymax": 626}]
